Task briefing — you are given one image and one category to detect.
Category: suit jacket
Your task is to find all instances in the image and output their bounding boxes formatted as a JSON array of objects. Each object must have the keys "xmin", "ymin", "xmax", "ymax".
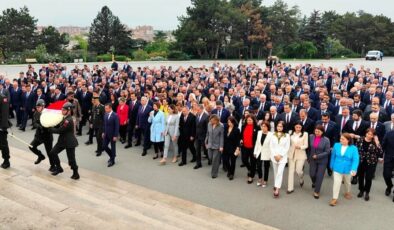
[
  {"xmin": 195, "ymin": 112, "xmax": 209, "ymax": 141},
  {"xmin": 384, "ymin": 121, "xmax": 394, "ymax": 134},
  {"xmin": 308, "ymin": 134, "xmax": 331, "ymax": 163},
  {"xmin": 382, "ymin": 130, "xmax": 394, "ymax": 162},
  {"xmin": 300, "ymin": 118, "xmax": 315, "ymax": 135},
  {"xmin": 280, "ymin": 112, "xmax": 299, "ymax": 133},
  {"xmin": 368, "ymin": 121, "xmax": 385, "ymax": 142},
  {"xmin": 253, "ymin": 131, "xmax": 273, "ymax": 161},
  {"xmin": 288, "ymin": 132, "xmax": 308, "ymax": 160},
  {"xmin": 353, "ymin": 102, "xmax": 366, "ymax": 112},
  {"xmin": 11, "ymin": 87, "xmax": 22, "ymax": 107},
  {"xmin": 330, "ymin": 143, "xmax": 359, "ymax": 174},
  {"xmin": 21, "ymin": 91, "xmax": 35, "ymax": 111},
  {"xmin": 128, "ymin": 100, "xmax": 141, "ymax": 125},
  {"xmin": 164, "ymin": 114, "xmax": 180, "ymax": 137},
  {"xmin": 223, "ymin": 127, "xmax": 241, "ymax": 156},
  {"xmin": 80, "ymin": 92, "xmax": 93, "ymax": 113},
  {"xmin": 386, "ymin": 104, "xmax": 394, "ymax": 116},
  {"xmin": 305, "ymin": 107, "xmax": 319, "ymax": 121},
  {"xmin": 343, "ymin": 120, "xmax": 369, "ymax": 137},
  {"xmin": 363, "ymin": 110, "xmax": 388, "ymax": 123},
  {"xmin": 335, "ymin": 115, "xmax": 352, "ymax": 133},
  {"xmin": 148, "ymin": 110, "xmax": 165, "ymax": 142},
  {"xmin": 316, "ymin": 120, "xmax": 339, "ymax": 147},
  {"xmin": 211, "ymin": 108, "xmax": 230, "ymax": 124},
  {"xmin": 205, "ymin": 123, "xmax": 224, "ymax": 149},
  {"xmin": 269, "ymin": 133, "xmax": 290, "ymax": 163},
  {"xmin": 136, "ymin": 105, "xmax": 152, "ymax": 129},
  {"xmin": 103, "ymin": 112, "xmax": 120, "ymax": 139},
  {"xmin": 179, "ymin": 113, "xmax": 196, "ymax": 140}
]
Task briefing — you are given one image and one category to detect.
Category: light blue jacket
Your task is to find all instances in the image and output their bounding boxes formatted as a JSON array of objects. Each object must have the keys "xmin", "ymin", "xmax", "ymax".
[
  {"xmin": 330, "ymin": 143, "xmax": 359, "ymax": 174},
  {"xmin": 148, "ymin": 110, "xmax": 165, "ymax": 142}
]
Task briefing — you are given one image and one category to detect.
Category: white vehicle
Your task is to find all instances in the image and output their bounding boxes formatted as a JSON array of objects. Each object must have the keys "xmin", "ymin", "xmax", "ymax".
[{"xmin": 365, "ymin": 50, "xmax": 383, "ymax": 61}]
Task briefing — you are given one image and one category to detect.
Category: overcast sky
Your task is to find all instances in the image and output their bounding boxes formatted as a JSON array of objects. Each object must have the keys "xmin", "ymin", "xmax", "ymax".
[{"xmin": 0, "ymin": 0, "xmax": 392, "ymax": 30}]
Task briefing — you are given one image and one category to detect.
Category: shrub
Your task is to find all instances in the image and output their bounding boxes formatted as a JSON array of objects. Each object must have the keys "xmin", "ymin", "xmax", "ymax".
[
  {"xmin": 167, "ymin": 50, "xmax": 190, "ymax": 60},
  {"xmin": 96, "ymin": 54, "xmax": 112, "ymax": 62},
  {"xmin": 132, "ymin": 49, "xmax": 149, "ymax": 61}
]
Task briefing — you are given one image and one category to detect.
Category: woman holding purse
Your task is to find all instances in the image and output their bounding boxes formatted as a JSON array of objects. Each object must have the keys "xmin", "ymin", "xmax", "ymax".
[
  {"xmin": 223, "ymin": 116, "xmax": 241, "ymax": 180},
  {"xmin": 269, "ymin": 121, "xmax": 290, "ymax": 198},
  {"xmin": 253, "ymin": 121, "xmax": 273, "ymax": 187},
  {"xmin": 287, "ymin": 121, "xmax": 308, "ymax": 194}
]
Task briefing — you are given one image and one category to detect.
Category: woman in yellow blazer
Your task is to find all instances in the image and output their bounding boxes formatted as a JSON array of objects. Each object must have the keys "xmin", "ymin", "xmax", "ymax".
[{"xmin": 287, "ymin": 121, "xmax": 308, "ymax": 194}]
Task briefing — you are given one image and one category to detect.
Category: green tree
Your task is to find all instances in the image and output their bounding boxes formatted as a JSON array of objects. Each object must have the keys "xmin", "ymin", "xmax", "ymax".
[
  {"xmin": 154, "ymin": 31, "xmax": 167, "ymax": 41},
  {"xmin": 299, "ymin": 10, "xmax": 327, "ymax": 57},
  {"xmin": 39, "ymin": 26, "xmax": 69, "ymax": 54},
  {"xmin": 88, "ymin": 6, "xmax": 133, "ymax": 55},
  {"xmin": 0, "ymin": 6, "xmax": 37, "ymax": 58}
]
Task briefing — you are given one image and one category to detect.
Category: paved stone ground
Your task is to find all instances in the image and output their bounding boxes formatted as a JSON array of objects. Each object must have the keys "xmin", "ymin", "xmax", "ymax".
[{"xmin": 6, "ymin": 121, "xmax": 394, "ymax": 230}]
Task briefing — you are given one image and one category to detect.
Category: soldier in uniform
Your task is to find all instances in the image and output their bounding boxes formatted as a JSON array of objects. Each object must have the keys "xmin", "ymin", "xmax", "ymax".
[
  {"xmin": 29, "ymin": 99, "xmax": 55, "ymax": 171},
  {"xmin": 85, "ymin": 94, "xmax": 104, "ymax": 157},
  {"xmin": 0, "ymin": 92, "xmax": 11, "ymax": 169},
  {"xmin": 49, "ymin": 102, "xmax": 80, "ymax": 180}
]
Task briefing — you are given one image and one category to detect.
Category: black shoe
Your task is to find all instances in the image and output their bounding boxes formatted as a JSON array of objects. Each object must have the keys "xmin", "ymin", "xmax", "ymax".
[
  {"xmin": 364, "ymin": 193, "xmax": 370, "ymax": 201},
  {"xmin": 34, "ymin": 155, "xmax": 46, "ymax": 165},
  {"xmin": 76, "ymin": 132, "xmax": 82, "ymax": 136},
  {"xmin": 85, "ymin": 141, "xmax": 93, "ymax": 145},
  {"xmin": 107, "ymin": 161, "xmax": 115, "ymax": 167},
  {"xmin": 153, "ymin": 154, "xmax": 159, "ymax": 160},
  {"xmin": 19, "ymin": 127, "xmax": 25, "ymax": 132},
  {"xmin": 357, "ymin": 191, "xmax": 364, "ymax": 198},
  {"xmin": 31, "ymin": 127, "xmax": 36, "ymax": 130},
  {"xmin": 178, "ymin": 162, "xmax": 186, "ymax": 166},
  {"xmin": 212, "ymin": 175, "xmax": 217, "ymax": 179},
  {"xmin": 312, "ymin": 184, "xmax": 315, "ymax": 188},
  {"xmin": 96, "ymin": 152, "xmax": 102, "ymax": 157},
  {"xmin": 222, "ymin": 167, "xmax": 228, "ymax": 172},
  {"xmin": 229, "ymin": 175, "xmax": 234, "ymax": 180},
  {"xmin": 71, "ymin": 169, "xmax": 80, "ymax": 180},
  {"xmin": 135, "ymin": 142, "xmax": 141, "ymax": 146},
  {"xmin": 351, "ymin": 177, "xmax": 358, "ymax": 185},
  {"xmin": 190, "ymin": 158, "xmax": 196, "ymax": 163},
  {"xmin": 141, "ymin": 151, "xmax": 147, "ymax": 156},
  {"xmin": 193, "ymin": 164, "xmax": 202, "ymax": 169},
  {"xmin": 385, "ymin": 186, "xmax": 393, "ymax": 196},
  {"xmin": 124, "ymin": 144, "xmax": 132, "ymax": 149},
  {"xmin": 208, "ymin": 160, "xmax": 212, "ymax": 165},
  {"xmin": 240, "ymin": 164, "xmax": 245, "ymax": 168},
  {"xmin": 48, "ymin": 165, "xmax": 56, "ymax": 172},
  {"xmin": 1, "ymin": 161, "xmax": 10, "ymax": 169},
  {"xmin": 51, "ymin": 167, "xmax": 64, "ymax": 176},
  {"xmin": 327, "ymin": 170, "xmax": 332, "ymax": 177}
]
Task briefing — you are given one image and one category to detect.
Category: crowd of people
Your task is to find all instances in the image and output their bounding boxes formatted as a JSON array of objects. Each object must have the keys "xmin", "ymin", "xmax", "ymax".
[{"xmin": 1, "ymin": 59, "xmax": 394, "ymax": 206}]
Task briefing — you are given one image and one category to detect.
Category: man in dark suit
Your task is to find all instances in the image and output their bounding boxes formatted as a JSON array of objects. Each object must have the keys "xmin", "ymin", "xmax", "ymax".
[
  {"xmin": 335, "ymin": 106, "xmax": 352, "ymax": 134},
  {"xmin": 77, "ymin": 86, "xmax": 92, "ymax": 135},
  {"xmin": 20, "ymin": 85, "xmax": 35, "ymax": 131},
  {"xmin": 303, "ymin": 99, "xmax": 319, "ymax": 122},
  {"xmin": 299, "ymin": 109, "xmax": 315, "ymax": 135},
  {"xmin": 368, "ymin": 112, "xmax": 385, "ymax": 143},
  {"xmin": 256, "ymin": 94, "xmax": 270, "ymax": 120},
  {"xmin": 237, "ymin": 98, "xmax": 253, "ymax": 119},
  {"xmin": 194, "ymin": 104, "xmax": 209, "ymax": 169},
  {"xmin": 211, "ymin": 101, "xmax": 230, "ymax": 125},
  {"xmin": 353, "ymin": 94, "xmax": 366, "ymax": 112},
  {"xmin": 343, "ymin": 109, "xmax": 369, "ymax": 137},
  {"xmin": 11, "ymin": 81, "xmax": 23, "ymax": 127},
  {"xmin": 102, "ymin": 103, "xmax": 119, "ymax": 167},
  {"xmin": 136, "ymin": 96, "xmax": 152, "ymax": 156},
  {"xmin": 316, "ymin": 112, "xmax": 339, "ymax": 176},
  {"xmin": 178, "ymin": 106, "xmax": 197, "ymax": 166},
  {"xmin": 317, "ymin": 101, "xmax": 332, "ymax": 121},
  {"xmin": 386, "ymin": 98, "xmax": 394, "ymax": 116},
  {"xmin": 382, "ymin": 130, "xmax": 394, "ymax": 201},
  {"xmin": 53, "ymin": 87, "xmax": 65, "ymax": 102},
  {"xmin": 125, "ymin": 93, "xmax": 140, "ymax": 148},
  {"xmin": 280, "ymin": 103, "xmax": 299, "ymax": 133},
  {"xmin": 364, "ymin": 104, "xmax": 388, "ymax": 123}
]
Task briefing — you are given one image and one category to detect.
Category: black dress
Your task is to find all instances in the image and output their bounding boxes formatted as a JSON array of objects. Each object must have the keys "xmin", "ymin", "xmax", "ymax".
[{"xmin": 223, "ymin": 127, "xmax": 241, "ymax": 177}]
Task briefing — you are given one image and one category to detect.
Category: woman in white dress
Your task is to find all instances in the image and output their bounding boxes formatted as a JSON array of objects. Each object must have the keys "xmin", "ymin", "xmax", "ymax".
[{"xmin": 269, "ymin": 121, "xmax": 290, "ymax": 198}]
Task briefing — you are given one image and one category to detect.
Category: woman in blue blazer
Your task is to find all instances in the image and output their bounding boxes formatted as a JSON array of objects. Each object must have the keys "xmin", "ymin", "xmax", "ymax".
[
  {"xmin": 329, "ymin": 133, "xmax": 359, "ymax": 206},
  {"xmin": 148, "ymin": 102, "xmax": 165, "ymax": 159}
]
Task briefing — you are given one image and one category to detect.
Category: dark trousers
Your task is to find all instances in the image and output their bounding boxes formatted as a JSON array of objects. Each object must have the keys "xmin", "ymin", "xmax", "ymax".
[
  {"xmin": 103, "ymin": 136, "xmax": 116, "ymax": 162},
  {"xmin": 256, "ymin": 159, "xmax": 270, "ymax": 181},
  {"xmin": 29, "ymin": 137, "xmax": 54, "ymax": 166},
  {"xmin": 21, "ymin": 109, "xmax": 32, "ymax": 129},
  {"xmin": 0, "ymin": 131, "xmax": 10, "ymax": 161},
  {"xmin": 223, "ymin": 151, "xmax": 237, "ymax": 176},
  {"xmin": 126, "ymin": 122, "xmax": 136, "ymax": 145},
  {"xmin": 78, "ymin": 112, "xmax": 89, "ymax": 133},
  {"xmin": 49, "ymin": 144, "xmax": 78, "ymax": 170},
  {"xmin": 9, "ymin": 105, "xmax": 14, "ymax": 118},
  {"xmin": 14, "ymin": 106, "xmax": 22, "ymax": 126},
  {"xmin": 153, "ymin": 142, "xmax": 164, "ymax": 154},
  {"xmin": 358, "ymin": 161, "xmax": 377, "ymax": 193},
  {"xmin": 195, "ymin": 139, "xmax": 207, "ymax": 166},
  {"xmin": 180, "ymin": 138, "xmax": 196, "ymax": 163},
  {"xmin": 383, "ymin": 159, "xmax": 394, "ymax": 189},
  {"xmin": 137, "ymin": 126, "xmax": 151, "ymax": 151},
  {"xmin": 119, "ymin": 125, "xmax": 127, "ymax": 141},
  {"xmin": 310, "ymin": 159, "xmax": 327, "ymax": 193},
  {"xmin": 241, "ymin": 147, "xmax": 256, "ymax": 177},
  {"xmin": 89, "ymin": 127, "xmax": 103, "ymax": 153}
]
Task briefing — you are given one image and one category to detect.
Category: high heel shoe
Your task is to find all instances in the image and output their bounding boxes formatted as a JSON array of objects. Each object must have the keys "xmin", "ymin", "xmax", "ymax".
[
  {"xmin": 172, "ymin": 158, "xmax": 178, "ymax": 163},
  {"xmin": 159, "ymin": 159, "xmax": 166, "ymax": 165}
]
